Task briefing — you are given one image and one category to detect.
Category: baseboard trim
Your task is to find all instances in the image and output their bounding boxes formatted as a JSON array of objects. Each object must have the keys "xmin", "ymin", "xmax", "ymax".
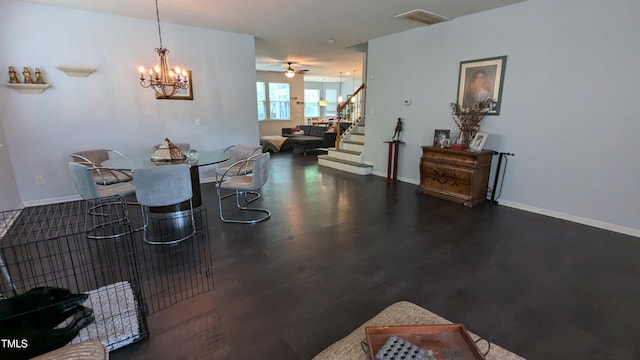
[
  {"xmin": 22, "ymin": 195, "xmax": 81, "ymax": 207},
  {"xmin": 498, "ymin": 200, "xmax": 640, "ymax": 238},
  {"xmin": 371, "ymin": 171, "xmax": 419, "ymax": 185},
  {"xmin": 201, "ymin": 176, "xmax": 217, "ymax": 184}
]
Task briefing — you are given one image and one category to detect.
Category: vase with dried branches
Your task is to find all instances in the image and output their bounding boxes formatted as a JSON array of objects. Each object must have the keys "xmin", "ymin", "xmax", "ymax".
[{"xmin": 450, "ymin": 101, "xmax": 490, "ymax": 146}]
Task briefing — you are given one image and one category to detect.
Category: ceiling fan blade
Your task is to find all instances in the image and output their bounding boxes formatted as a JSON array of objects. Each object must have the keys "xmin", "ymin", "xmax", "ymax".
[{"xmin": 295, "ymin": 69, "xmax": 309, "ymax": 74}]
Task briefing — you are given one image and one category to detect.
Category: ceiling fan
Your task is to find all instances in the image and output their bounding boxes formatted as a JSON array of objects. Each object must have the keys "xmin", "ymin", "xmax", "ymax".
[{"xmin": 284, "ymin": 62, "xmax": 308, "ymax": 78}]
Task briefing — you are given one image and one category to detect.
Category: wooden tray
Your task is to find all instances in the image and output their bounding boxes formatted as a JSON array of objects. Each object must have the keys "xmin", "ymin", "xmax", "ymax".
[{"xmin": 365, "ymin": 324, "xmax": 485, "ymax": 360}]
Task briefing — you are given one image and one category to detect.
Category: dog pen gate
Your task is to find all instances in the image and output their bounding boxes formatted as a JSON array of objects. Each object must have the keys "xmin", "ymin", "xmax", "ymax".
[{"xmin": 0, "ymin": 195, "xmax": 214, "ymax": 357}]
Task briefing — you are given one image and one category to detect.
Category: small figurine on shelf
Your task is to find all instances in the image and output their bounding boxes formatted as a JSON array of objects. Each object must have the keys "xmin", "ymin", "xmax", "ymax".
[
  {"xmin": 22, "ymin": 67, "xmax": 34, "ymax": 84},
  {"xmin": 391, "ymin": 117, "xmax": 403, "ymax": 141},
  {"xmin": 35, "ymin": 68, "xmax": 45, "ymax": 84},
  {"xmin": 8, "ymin": 66, "xmax": 20, "ymax": 83}
]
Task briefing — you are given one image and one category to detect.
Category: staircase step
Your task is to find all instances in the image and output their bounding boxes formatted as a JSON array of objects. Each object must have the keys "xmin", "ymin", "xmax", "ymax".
[
  {"xmin": 333, "ymin": 149, "xmax": 361, "ymax": 155},
  {"xmin": 341, "ymin": 142, "xmax": 364, "ymax": 153},
  {"xmin": 349, "ymin": 134, "xmax": 365, "ymax": 142},
  {"xmin": 318, "ymin": 155, "xmax": 373, "ymax": 175},
  {"xmin": 328, "ymin": 148, "xmax": 361, "ymax": 163},
  {"xmin": 343, "ymin": 140, "xmax": 364, "ymax": 146}
]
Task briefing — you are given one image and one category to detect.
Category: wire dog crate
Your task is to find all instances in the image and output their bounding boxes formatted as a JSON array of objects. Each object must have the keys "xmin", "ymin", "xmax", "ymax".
[
  {"xmin": 0, "ymin": 195, "xmax": 215, "ymax": 357},
  {"xmin": 0, "ymin": 196, "xmax": 147, "ymax": 356},
  {"xmin": 131, "ymin": 206, "xmax": 215, "ymax": 314}
]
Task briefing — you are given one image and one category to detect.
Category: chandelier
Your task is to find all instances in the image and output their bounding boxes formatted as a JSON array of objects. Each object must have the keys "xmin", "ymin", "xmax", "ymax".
[{"xmin": 137, "ymin": 0, "xmax": 188, "ymax": 98}]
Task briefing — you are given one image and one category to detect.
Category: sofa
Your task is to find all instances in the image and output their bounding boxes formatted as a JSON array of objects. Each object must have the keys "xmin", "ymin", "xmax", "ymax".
[{"xmin": 282, "ymin": 125, "xmax": 337, "ymax": 155}]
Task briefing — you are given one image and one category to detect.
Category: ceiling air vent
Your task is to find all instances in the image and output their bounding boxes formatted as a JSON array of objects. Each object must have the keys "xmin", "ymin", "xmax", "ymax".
[{"xmin": 395, "ymin": 9, "xmax": 450, "ymax": 25}]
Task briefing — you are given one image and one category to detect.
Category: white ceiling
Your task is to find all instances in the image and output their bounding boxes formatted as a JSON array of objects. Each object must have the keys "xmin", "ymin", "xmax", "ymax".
[{"xmin": 15, "ymin": 0, "xmax": 526, "ymax": 81}]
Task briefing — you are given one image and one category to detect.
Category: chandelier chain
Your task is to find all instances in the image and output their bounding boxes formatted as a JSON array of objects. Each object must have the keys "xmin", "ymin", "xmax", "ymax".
[{"xmin": 155, "ymin": 0, "xmax": 163, "ymax": 49}]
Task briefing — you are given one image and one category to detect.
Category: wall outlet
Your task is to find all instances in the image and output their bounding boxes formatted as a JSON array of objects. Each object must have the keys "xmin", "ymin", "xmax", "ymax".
[
  {"xmin": 35, "ymin": 176, "xmax": 45, "ymax": 185},
  {"xmin": 195, "ymin": 117, "xmax": 202, "ymax": 126}
]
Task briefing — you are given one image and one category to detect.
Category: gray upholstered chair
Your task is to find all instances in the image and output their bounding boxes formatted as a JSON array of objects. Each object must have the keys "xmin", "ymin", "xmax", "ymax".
[
  {"xmin": 216, "ymin": 152, "xmax": 271, "ymax": 224},
  {"xmin": 71, "ymin": 149, "xmax": 133, "ymax": 185},
  {"xmin": 68, "ymin": 162, "xmax": 135, "ymax": 239},
  {"xmin": 216, "ymin": 144, "xmax": 262, "ymax": 202},
  {"xmin": 133, "ymin": 164, "xmax": 195, "ymax": 245},
  {"xmin": 215, "ymin": 144, "xmax": 262, "ymax": 181}
]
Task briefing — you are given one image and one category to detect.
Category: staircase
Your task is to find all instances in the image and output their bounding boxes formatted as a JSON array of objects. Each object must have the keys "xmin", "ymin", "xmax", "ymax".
[{"xmin": 317, "ymin": 84, "xmax": 373, "ymax": 175}]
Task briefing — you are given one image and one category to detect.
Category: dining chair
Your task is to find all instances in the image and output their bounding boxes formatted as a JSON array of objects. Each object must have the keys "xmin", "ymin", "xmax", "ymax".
[
  {"xmin": 70, "ymin": 149, "xmax": 132, "ymax": 185},
  {"xmin": 215, "ymin": 144, "xmax": 262, "ymax": 203},
  {"xmin": 67, "ymin": 162, "xmax": 135, "ymax": 240},
  {"xmin": 133, "ymin": 164, "xmax": 196, "ymax": 245},
  {"xmin": 215, "ymin": 144, "xmax": 262, "ymax": 181},
  {"xmin": 216, "ymin": 152, "xmax": 271, "ymax": 224}
]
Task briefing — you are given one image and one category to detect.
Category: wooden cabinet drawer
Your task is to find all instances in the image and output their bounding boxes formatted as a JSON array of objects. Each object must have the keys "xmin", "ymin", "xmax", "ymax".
[
  {"xmin": 418, "ymin": 146, "xmax": 493, "ymax": 207},
  {"xmin": 422, "ymin": 150, "xmax": 478, "ymax": 167},
  {"xmin": 420, "ymin": 160, "xmax": 473, "ymax": 200}
]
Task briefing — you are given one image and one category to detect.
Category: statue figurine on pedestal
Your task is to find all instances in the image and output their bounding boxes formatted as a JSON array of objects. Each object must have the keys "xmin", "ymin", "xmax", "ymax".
[
  {"xmin": 8, "ymin": 66, "xmax": 20, "ymax": 83},
  {"xmin": 35, "ymin": 68, "xmax": 45, "ymax": 84},
  {"xmin": 392, "ymin": 117, "xmax": 403, "ymax": 141},
  {"xmin": 22, "ymin": 67, "xmax": 34, "ymax": 84}
]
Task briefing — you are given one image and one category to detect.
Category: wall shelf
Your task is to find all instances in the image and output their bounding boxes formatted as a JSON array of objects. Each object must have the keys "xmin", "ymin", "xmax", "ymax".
[
  {"xmin": 4, "ymin": 83, "xmax": 51, "ymax": 94},
  {"xmin": 56, "ymin": 66, "xmax": 96, "ymax": 77}
]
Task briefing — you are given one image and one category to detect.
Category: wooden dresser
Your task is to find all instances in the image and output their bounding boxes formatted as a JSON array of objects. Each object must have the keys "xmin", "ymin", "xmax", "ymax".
[{"xmin": 418, "ymin": 146, "xmax": 493, "ymax": 208}]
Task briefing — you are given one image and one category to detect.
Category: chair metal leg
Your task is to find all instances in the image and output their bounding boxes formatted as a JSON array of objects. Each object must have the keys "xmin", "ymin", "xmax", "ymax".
[
  {"xmin": 219, "ymin": 190, "xmax": 261, "ymax": 203},
  {"xmin": 140, "ymin": 203, "xmax": 196, "ymax": 245},
  {"xmin": 217, "ymin": 187, "xmax": 270, "ymax": 224},
  {"xmin": 86, "ymin": 198, "xmax": 132, "ymax": 240}
]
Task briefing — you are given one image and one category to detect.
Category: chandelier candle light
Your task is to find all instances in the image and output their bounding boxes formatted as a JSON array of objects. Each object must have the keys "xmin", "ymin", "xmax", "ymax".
[{"xmin": 138, "ymin": 0, "xmax": 189, "ymax": 98}]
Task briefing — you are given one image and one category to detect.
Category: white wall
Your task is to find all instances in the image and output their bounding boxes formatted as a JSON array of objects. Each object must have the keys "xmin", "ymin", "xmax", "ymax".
[
  {"xmin": 365, "ymin": 0, "xmax": 640, "ymax": 235},
  {"xmin": 0, "ymin": 1, "xmax": 259, "ymax": 205},
  {"xmin": 0, "ymin": 118, "xmax": 20, "ymax": 211}
]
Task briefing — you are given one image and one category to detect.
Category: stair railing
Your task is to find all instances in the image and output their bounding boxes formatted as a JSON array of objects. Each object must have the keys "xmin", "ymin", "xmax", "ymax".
[{"xmin": 336, "ymin": 83, "xmax": 366, "ymax": 149}]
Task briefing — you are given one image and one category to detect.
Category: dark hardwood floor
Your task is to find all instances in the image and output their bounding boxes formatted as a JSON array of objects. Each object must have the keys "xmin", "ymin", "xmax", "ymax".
[{"xmin": 111, "ymin": 151, "xmax": 640, "ymax": 360}]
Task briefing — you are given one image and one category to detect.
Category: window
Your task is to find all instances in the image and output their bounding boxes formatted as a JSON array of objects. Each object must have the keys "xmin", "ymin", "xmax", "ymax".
[
  {"xmin": 256, "ymin": 82, "xmax": 266, "ymax": 121},
  {"xmin": 304, "ymin": 89, "xmax": 320, "ymax": 118},
  {"xmin": 256, "ymin": 82, "xmax": 291, "ymax": 121},
  {"xmin": 269, "ymin": 83, "xmax": 290, "ymax": 120},
  {"xmin": 325, "ymin": 89, "xmax": 338, "ymax": 117}
]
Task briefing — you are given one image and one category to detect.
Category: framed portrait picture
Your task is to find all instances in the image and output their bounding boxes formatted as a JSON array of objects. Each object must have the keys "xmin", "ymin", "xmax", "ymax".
[
  {"xmin": 456, "ymin": 56, "xmax": 506, "ymax": 115},
  {"xmin": 156, "ymin": 70, "xmax": 193, "ymax": 100},
  {"xmin": 469, "ymin": 132, "xmax": 489, "ymax": 152},
  {"xmin": 433, "ymin": 129, "xmax": 450, "ymax": 147}
]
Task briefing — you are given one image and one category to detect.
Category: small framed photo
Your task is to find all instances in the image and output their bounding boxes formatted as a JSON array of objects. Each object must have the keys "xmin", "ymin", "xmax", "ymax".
[
  {"xmin": 156, "ymin": 70, "xmax": 193, "ymax": 100},
  {"xmin": 433, "ymin": 129, "xmax": 450, "ymax": 147},
  {"xmin": 441, "ymin": 139, "xmax": 450, "ymax": 148},
  {"xmin": 469, "ymin": 132, "xmax": 489, "ymax": 152}
]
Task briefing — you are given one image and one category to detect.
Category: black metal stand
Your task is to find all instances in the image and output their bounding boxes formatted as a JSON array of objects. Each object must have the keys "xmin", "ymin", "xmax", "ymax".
[{"xmin": 491, "ymin": 152, "xmax": 515, "ymax": 204}]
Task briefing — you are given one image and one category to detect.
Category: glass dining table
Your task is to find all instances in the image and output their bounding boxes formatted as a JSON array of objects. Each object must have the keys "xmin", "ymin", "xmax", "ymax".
[{"xmin": 102, "ymin": 151, "xmax": 229, "ymax": 211}]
